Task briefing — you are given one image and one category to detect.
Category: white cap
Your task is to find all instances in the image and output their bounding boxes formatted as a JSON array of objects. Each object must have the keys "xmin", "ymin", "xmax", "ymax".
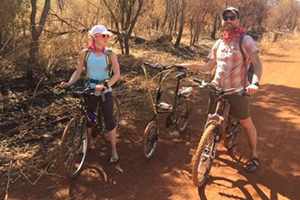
[{"xmin": 89, "ymin": 25, "xmax": 112, "ymax": 36}]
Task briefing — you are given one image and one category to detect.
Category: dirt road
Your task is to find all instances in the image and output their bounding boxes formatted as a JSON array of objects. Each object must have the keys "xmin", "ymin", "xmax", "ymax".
[{"xmin": 4, "ymin": 37, "xmax": 300, "ymax": 200}]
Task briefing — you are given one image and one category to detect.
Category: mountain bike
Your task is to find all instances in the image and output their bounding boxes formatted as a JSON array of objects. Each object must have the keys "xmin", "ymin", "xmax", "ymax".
[
  {"xmin": 192, "ymin": 78, "xmax": 245, "ymax": 187},
  {"xmin": 59, "ymin": 87, "xmax": 120, "ymax": 178},
  {"xmin": 141, "ymin": 62, "xmax": 195, "ymax": 160}
]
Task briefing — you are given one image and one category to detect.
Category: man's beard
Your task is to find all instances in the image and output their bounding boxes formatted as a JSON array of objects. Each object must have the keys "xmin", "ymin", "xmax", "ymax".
[{"xmin": 224, "ymin": 23, "xmax": 237, "ymax": 32}]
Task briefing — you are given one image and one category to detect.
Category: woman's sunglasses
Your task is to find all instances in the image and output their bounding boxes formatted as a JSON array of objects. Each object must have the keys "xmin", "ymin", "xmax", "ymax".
[
  {"xmin": 101, "ymin": 34, "xmax": 110, "ymax": 38},
  {"xmin": 223, "ymin": 16, "xmax": 237, "ymax": 21}
]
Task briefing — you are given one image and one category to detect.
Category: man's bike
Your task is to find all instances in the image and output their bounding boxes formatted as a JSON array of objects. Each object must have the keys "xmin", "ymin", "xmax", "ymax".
[
  {"xmin": 192, "ymin": 79, "xmax": 245, "ymax": 187},
  {"xmin": 59, "ymin": 87, "xmax": 120, "ymax": 178},
  {"xmin": 141, "ymin": 62, "xmax": 195, "ymax": 159}
]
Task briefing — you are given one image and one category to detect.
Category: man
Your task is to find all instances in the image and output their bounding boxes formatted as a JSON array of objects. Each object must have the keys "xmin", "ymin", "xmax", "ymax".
[{"xmin": 181, "ymin": 7, "xmax": 263, "ymax": 172}]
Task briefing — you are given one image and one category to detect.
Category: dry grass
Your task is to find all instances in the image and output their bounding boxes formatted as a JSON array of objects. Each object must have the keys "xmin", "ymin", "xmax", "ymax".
[
  {"xmin": 1, "ymin": 31, "xmax": 298, "ymax": 196},
  {"xmin": 259, "ymin": 31, "xmax": 299, "ymax": 54}
]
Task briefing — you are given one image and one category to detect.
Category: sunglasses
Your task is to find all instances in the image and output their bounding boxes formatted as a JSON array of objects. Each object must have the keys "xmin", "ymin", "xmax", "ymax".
[
  {"xmin": 223, "ymin": 15, "xmax": 237, "ymax": 21},
  {"xmin": 101, "ymin": 34, "xmax": 110, "ymax": 38}
]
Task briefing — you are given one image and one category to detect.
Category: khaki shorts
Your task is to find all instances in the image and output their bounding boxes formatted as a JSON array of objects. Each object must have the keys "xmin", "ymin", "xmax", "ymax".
[{"xmin": 207, "ymin": 90, "xmax": 250, "ymax": 120}]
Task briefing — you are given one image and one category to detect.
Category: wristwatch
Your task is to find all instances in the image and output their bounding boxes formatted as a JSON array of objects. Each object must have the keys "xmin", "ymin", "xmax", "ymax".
[{"xmin": 253, "ymin": 82, "xmax": 259, "ymax": 87}]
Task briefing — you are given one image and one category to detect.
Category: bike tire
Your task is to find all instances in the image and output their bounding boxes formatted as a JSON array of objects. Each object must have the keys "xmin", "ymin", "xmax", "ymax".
[
  {"xmin": 142, "ymin": 120, "xmax": 159, "ymax": 160},
  {"xmin": 59, "ymin": 116, "xmax": 88, "ymax": 178},
  {"xmin": 192, "ymin": 124, "xmax": 217, "ymax": 187},
  {"xmin": 101, "ymin": 95, "xmax": 121, "ymax": 142},
  {"xmin": 176, "ymin": 96, "xmax": 192, "ymax": 132}
]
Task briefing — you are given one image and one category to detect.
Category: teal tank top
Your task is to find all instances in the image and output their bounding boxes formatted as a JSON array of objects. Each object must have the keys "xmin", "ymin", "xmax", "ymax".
[{"xmin": 85, "ymin": 49, "xmax": 112, "ymax": 93}]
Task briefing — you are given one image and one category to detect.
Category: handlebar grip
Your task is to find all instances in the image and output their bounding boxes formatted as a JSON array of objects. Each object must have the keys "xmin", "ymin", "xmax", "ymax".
[
  {"xmin": 193, "ymin": 78, "xmax": 203, "ymax": 84},
  {"xmin": 143, "ymin": 62, "xmax": 183, "ymax": 71}
]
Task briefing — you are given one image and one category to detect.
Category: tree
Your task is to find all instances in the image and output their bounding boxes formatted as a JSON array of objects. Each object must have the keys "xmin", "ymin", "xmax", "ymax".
[
  {"xmin": 103, "ymin": 0, "xmax": 144, "ymax": 55},
  {"xmin": 174, "ymin": 0, "xmax": 187, "ymax": 47},
  {"xmin": 29, "ymin": 0, "xmax": 51, "ymax": 63}
]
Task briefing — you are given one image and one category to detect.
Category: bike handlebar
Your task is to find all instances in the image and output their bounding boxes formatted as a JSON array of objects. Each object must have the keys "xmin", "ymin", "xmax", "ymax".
[
  {"xmin": 62, "ymin": 86, "xmax": 103, "ymax": 98},
  {"xmin": 143, "ymin": 62, "xmax": 184, "ymax": 71},
  {"xmin": 193, "ymin": 78, "xmax": 246, "ymax": 96}
]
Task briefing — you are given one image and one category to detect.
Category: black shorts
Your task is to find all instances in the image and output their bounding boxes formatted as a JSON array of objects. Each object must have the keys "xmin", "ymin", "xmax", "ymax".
[{"xmin": 85, "ymin": 92, "xmax": 115, "ymax": 131}]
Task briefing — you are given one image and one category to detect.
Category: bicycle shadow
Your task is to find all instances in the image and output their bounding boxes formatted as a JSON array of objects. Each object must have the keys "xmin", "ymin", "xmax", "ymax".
[
  {"xmin": 68, "ymin": 166, "xmax": 108, "ymax": 200},
  {"xmin": 197, "ymin": 83, "xmax": 300, "ymax": 200}
]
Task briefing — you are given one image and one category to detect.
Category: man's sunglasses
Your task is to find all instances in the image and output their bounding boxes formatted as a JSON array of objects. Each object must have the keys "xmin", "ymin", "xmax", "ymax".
[{"xmin": 223, "ymin": 16, "xmax": 237, "ymax": 21}]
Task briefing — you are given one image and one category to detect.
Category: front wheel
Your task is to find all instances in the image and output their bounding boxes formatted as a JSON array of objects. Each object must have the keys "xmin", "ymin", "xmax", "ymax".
[
  {"xmin": 176, "ymin": 96, "xmax": 193, "ymax": 132},
  {"xmin": 59, "ymin": 116, "xmax": 88, "ymax": 178},
  {"xmin": 192, "ymin": 124, "xmax": 218, "ymax": 187},
  {"xmin": 142, "ymin": 120, "xmax": 159, "ymax": 160}
]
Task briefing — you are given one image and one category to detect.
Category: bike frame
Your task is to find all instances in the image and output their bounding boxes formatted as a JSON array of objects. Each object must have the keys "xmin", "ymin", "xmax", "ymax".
[
  {"xmin": 141, "ymin": 65, "xmax": 186, "ymax": 117},
  {"xmin": 74, "ymin": 96, "xmax": 104, "ymax": 137},
  {"xmin": 205, "ymin": 96, "xmax": 231, "ymax": 142}
]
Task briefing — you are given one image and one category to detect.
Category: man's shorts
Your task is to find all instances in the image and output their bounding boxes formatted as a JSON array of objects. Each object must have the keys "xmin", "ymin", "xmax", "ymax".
[{"xmin": 207, "ymin": 90, "xmax": 250, "ymax": 120}]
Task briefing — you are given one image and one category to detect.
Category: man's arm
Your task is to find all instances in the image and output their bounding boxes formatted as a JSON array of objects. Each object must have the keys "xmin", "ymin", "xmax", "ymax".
[
  {"xmin": 250, "ymin": 51, "xmax": 263, "ymax": 84},
  {"xmin": 181, "ymin": 58, "xmax": 216, "ymax": 72},
  {"xmin": 246, "ymin": 51, "xmax": 263, "ymax": 95}
]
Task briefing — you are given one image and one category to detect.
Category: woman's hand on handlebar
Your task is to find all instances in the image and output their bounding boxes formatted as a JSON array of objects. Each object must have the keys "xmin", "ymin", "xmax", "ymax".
[
  {"xmin": 179, "ymin": 63, "xmax": 190, "ymax": 70},
  {"xmin": 95, "ymin": 84, "xmax": 107, "ymax": 92},
  {"xmin": 60, "ymin": 82, "xmax": 69, "ymax": 89}
]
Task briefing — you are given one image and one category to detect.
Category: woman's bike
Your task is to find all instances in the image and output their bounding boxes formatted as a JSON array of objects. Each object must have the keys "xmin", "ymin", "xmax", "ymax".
[
  {"xmin": 192, "ymin": 79, "xmax": 245, "ymax": 187},
  {"xmin": 141, "ymin": 62, "xmax": 195, "ymax": 160},
  {"xmin": 59, "ymin": 87, "xmax": 120, "ymax": 178}
]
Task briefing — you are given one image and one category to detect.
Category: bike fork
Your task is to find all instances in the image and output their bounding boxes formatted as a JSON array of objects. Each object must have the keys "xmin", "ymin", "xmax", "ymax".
[{"xmin": 210, "ymin": 127, "xmax": 221, "ymax": 159}]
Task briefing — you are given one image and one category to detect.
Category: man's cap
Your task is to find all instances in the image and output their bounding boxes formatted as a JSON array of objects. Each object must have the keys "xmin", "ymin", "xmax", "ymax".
[{"xmin": 222, "ymin": 7, "xmax": 240, "ymax": 19}]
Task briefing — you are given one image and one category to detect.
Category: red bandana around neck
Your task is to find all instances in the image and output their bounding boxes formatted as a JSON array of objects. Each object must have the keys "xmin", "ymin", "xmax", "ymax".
[
  {"xmin": 88, "ymin": 42, "xmax": 105, "ymax": 54},
  {"xmin": 221, "ymin": 27, "xmax": 246, "ymax": 42}
]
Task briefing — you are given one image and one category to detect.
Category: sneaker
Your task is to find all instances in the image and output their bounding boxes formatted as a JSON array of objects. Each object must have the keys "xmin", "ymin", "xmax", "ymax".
[{"xmin": 109, "ymin": 154, "xmax": 119, "ymax": 164}]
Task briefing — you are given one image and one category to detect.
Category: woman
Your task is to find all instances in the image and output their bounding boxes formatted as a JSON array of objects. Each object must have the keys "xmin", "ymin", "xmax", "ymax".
[{"xmin": 60, "ymin": 25, "xmax": 120, "ymax": 163}]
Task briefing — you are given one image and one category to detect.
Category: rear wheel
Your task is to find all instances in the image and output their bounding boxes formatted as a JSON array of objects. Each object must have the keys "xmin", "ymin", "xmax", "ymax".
[
  {"xmin": 142, "ymin": 120, "xmax": 159, "ymax": 160},
  {"xmin": 176, "ymin": 96, "xmax": 192, "ymax": 132},
  {"xmin": 101, "ymin": 95, "xmax": 120, "ymax": 142},
  {"xmin": 59, "ymin": 116, "xmax": 88, "ymax": 178},
  {"xmin": 192, "ymin": 124, "xmax": 218, "ymax": 187}
]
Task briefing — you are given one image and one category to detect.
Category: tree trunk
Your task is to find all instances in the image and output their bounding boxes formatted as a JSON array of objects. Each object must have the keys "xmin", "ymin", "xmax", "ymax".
[
  {"xmin": 29, "ymin": 0, "xmax": 51, "ymax": 63},
  {"xmin": 174, "ymin": 0, "xmax": 186, "ymax": 48},
  {"xmin": 211, "ymin": 13, "xmax": 219, "ymax": 40},
  {"xmin": 103, "ymin": 0, "xmax": 143, "ymax": 55}
]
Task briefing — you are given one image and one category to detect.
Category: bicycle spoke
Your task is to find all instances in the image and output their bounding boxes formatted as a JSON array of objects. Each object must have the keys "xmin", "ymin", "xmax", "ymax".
[
  {"xmin": 59, "ymin": 117, "xmax": 88, "ymax": 178},
  {"xmin": 192, "ymin": 124, "xmax": 217, "ymax": 187},
  {"xmin": 142, "ymin": 121, "xmax": 158, "ymax": 159},
  {"xmin": 176, "ymin": 96, "xmax": 192, "ymax": 132}
]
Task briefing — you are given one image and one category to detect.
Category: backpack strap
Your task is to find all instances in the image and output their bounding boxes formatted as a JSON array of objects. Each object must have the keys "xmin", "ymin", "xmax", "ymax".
[
  {"xmin": 84, "ymin": 49, "xmax": 91, "ymax": 80},
  {"xmin": 105, "ymin": 49, "xmax": 113, "ymax": 77},
  {"xmin": 239, "ymin": 34, "xmax": 247, "ymax": 86}
]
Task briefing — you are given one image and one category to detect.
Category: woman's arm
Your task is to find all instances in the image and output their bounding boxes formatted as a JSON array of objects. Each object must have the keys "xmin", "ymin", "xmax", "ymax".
[
  {"xmin": 67, "ymin": 50, "xmax": 86, "ymax": 86},
  {"xmin": 107, "ymin": 51, "xmax": 120, "ymax": 87}
]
